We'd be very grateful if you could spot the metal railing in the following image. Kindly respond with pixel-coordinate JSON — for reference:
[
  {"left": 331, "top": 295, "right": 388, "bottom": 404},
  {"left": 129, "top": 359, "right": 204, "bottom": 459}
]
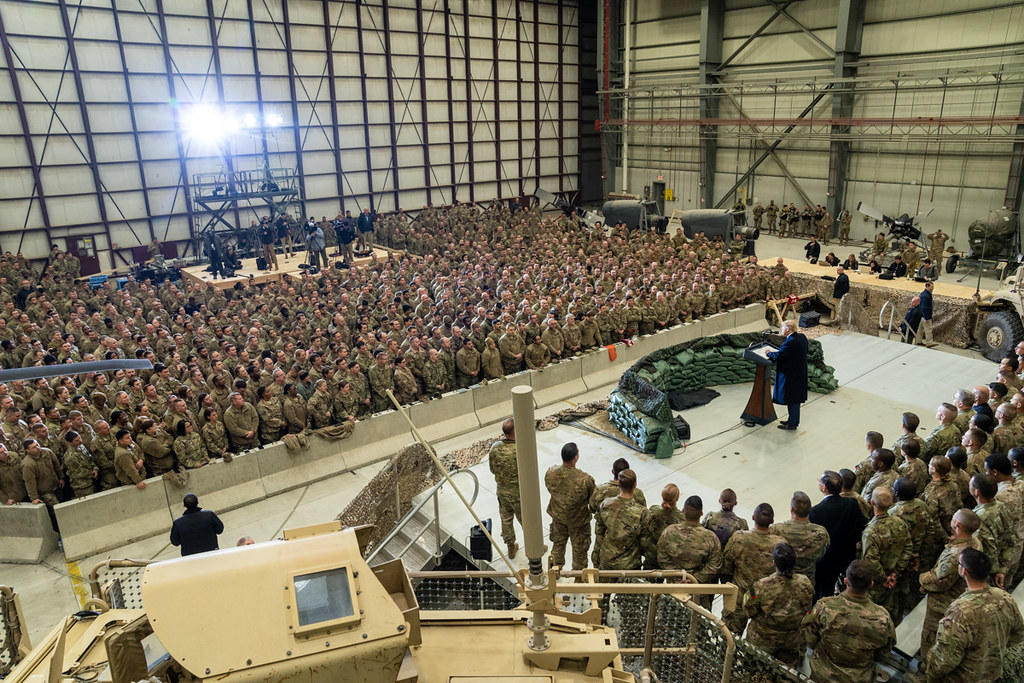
[
  {"left": 366, "top": 468, "right": 480, "bottom": 566},
  {"left": 879, "top": 300, "right": 899, "bottom": 340}
]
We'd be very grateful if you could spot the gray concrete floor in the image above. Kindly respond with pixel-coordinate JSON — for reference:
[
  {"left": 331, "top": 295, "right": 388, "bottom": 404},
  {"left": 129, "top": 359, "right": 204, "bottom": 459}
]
[{"left": 1, "top": 238, "right": 1006, "bottom": 653}]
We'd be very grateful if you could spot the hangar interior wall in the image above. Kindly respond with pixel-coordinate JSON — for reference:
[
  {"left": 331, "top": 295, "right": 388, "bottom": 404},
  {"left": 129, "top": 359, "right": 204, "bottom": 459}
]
[
  {"left": 0, "top": 0, "right": 580, "bottom": 270},
  {"left": 601, "top": 0, "right": 1024, "bottom": 245}
]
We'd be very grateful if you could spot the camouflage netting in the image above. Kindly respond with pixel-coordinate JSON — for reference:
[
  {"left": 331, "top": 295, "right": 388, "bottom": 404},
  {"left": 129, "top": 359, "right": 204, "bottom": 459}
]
[
  {"left": 338, "top": 400, "right": 612, "bottom": 553},
  {"left": 610, "top": 332, "right": 838, "bottom": 454},
  {"left": 790, "top": 272, "right": 976, "bottom": 348}
]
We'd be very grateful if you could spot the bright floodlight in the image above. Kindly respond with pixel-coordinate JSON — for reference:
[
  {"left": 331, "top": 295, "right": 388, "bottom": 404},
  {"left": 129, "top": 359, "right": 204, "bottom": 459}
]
[
  {"left": 243, "top": 113, "right": 258, "bottom": 128},
  {"left": 265, "top": 113, "right": 284, "bottom": 127},
  {"left": 182, "top": 104, "right": 237, "bottom": 146}
]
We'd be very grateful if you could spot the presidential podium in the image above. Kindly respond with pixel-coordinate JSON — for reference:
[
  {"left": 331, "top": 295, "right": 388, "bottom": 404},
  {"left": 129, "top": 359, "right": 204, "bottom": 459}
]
[{"left": 741, "top": 341, "right": 778, "bottom": 425}]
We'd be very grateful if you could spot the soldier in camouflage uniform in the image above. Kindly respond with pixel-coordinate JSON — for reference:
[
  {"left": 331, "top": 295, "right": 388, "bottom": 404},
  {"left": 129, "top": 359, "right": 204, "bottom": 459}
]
[
  {"left": 594, "top": 469, "right": 651, "bottom": 570},
  {"left": 200, "top": 408, "right": 229, "bottom": 461},
  {"left": 346, "top": 362, "right": 372, "bottom": 416},
  {"left": 488, "top": 418, "right": 522, "bottom": 558},
  {"left": 770, "top": 491, "right": 830, "bottom": 586},
  {"left": 498, "top": 323, "right": 525, "bottom": 375},
  {"left": 307, "top": 379, "right": 334, "bottom": 429},
  {"left": 885, "top": 478, "right": 929, "bottom": 621},
  {"left": 368, "top": 352, "right": 395, "bottom": 413},
  {"left": 970, "top": 473, "right": 1015, "bottom": 588},
  {"left": 897, "top": 439, "right": 930, "bottom": 499},
  {"left": 283, "top": 384, "right": 308, "bottom": 434},
  {"left": 544, "top": 442, "right": 596, "bottom": 570},
  {"left": 722, "top": 503, "right": 786, "bottom": 634},
  {"left": 89, "top": 420, "right": 118, "bottom": 490},
  {"left": 455, "top": 338, "right": 481, "bottom": 388},
  {"left": 860, "top": 487, "right": 912, "bottom": 620},
  {"left": 256, "top": 385, "right": 286, "bottom": 443},
  {"left": 744, "top": 543, "right": 815, "bottom": 667},
  {"left": 658, "top": 495, "right": 722, "bottom": 610},
  {"left": 63, "top": 430, "right": 97, "bottom": 498},
  {"left": 645, "top": 483, "right": 685, "bottom": 569},
  {"left": 803, "top": 559, "right": 897, "bottom": 683},
  {"left": 224, "top": 392, "right": 260, "bottom": 451},
  {"left": 480, "top": 337, "right": 504, "bottom": 380},
  {"left": 589, "top": 458, "right": 646, "bottom": 566},
  {"left": 393, "top": 356, "right": 419, "bottom": 405},
  {"left": 172, "top": 420, "right": 209, "bottom": 469},
  {"left": 114, "top": 430, "right": 146, "bottom": 489},
  {"left": 925, "top": 547, "right": 1024, "bottom": 681},
  {"left": 21, "top": 438, "right": 62, "bottom": 506},
  {"left": 422, "top": 348, "right": 448, "bottom": 398},
  {"left": 579, "top": 311, "right": 602, "bottom": 350},
  {"left": 919, "top": 508, "right": 983, "bottom": 667},
  {"left": 0, "top": 444, "right": 27, "bottom": 504},
  {"left": 923, "top": 403, "right": 961, "bottom": 459},
  {"left": 702, "top": 488, "right": 749, "bottom": 547}
]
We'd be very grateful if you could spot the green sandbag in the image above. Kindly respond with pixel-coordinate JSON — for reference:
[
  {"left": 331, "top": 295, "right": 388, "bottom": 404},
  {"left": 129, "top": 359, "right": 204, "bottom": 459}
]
[{"left": 655, "top": 428, "right": 676, "bottom": 459}]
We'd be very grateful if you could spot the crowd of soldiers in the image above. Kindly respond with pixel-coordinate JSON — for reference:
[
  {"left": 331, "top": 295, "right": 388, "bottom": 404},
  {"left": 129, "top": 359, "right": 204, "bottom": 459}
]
[
  {"left": 737, "top": 200, "right": 850, "bottom": 246},
  {"left": 487, "top": 353, "right": 1024, "bottom": 680},
  {"left": 0, "top": 199, "right": 807, "bottom": 511}
]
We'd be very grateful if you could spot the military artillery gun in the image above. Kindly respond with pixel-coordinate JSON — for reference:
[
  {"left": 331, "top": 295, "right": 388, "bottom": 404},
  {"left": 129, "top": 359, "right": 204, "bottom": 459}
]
[{"left": 944, "top": 209, "right": 1021, "bottom": 280}]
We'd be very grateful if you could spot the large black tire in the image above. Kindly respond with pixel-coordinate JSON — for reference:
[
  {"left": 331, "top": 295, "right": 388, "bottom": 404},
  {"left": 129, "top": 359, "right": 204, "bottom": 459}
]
[
  {"left": 978, "top": 310, "right": 1024, "bottom": 362},
  {"left": 945, "top": 253, "right": 959, "bottom": 273}
]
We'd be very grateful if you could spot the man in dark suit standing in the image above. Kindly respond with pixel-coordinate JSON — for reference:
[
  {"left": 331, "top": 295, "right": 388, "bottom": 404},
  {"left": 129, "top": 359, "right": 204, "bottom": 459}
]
[
  {"left": 808, "top": 470, "right": 868, "bottom": 599},
  {"left": 901, "top": 296, "right": 923, "bottom": 345},
  {"left": 767, "top": 319, "right": 808, "bottom": 430},
  {"left": 831, "top": 265, "right": 850, "bottom": 320},
  {"left": 918, "top": 280, "right": 935, "bottom": 347},
  {"left": 170, "top": 493, "right": 224, "bottom": 556}
]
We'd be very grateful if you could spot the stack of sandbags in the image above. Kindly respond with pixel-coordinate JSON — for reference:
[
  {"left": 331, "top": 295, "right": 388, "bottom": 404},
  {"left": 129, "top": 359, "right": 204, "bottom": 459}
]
[
  {"left": 608, "top": 390, "right": 671, "bottom": 454},
  {"left": 808, "top": 363, "right": 839, "bottom": 393}
]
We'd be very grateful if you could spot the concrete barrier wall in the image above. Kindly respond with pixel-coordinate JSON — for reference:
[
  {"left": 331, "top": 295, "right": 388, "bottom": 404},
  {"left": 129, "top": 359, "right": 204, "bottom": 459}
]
[
  {"left": 258, "top": 439, "right": 347, "bottom": 497},
  {"left": 409, "top": 390, "right": 479, "bottom": 443},
  {"left": 531, "top": 356, "right": 586, "bottom": 407},
  {"left": 473, "top": 373, "right": 532, "bottom": 425},
  {"left": 163, "top": 451, "right": 266, "bottom": 515},
  {"left": 17, "top": 304, "right": 767, "bottom": 563},
  {"left": 56, "top": 475, "right": 172, "bottom": 561},
  {"left": 0, "top": 503, "right": 59, "bottom": 563}
]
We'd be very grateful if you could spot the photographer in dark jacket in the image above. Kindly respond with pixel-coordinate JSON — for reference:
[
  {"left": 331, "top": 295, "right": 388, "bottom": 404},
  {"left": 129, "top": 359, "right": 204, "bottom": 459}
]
[{"left": 170, "top": 493, "right": 224, "bottom": 556}]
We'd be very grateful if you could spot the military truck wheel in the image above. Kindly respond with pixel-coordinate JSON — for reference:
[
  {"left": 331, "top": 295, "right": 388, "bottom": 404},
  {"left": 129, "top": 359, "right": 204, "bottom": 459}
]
[
  {"left": 945, "top": 254, "right": 959, "bottom": 273},
  {"left": 978, "top": 310, "right": 1024, "bottom": 362}
]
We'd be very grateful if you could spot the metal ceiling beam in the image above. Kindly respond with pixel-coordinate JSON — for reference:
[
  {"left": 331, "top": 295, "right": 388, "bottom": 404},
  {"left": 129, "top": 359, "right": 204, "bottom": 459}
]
[
  {"left": 0, "top": 7, "right": 53, "bottom": 251},
  {"left": 441, "top": 0, "right": 456, "bottom": 205},
  {"left": 720, "top": 88, "right": 814, "bottom": 208},
  {"left": 413, "top": 0, "right": 433, "bottom": 207},
  {"left": 56, "top": 0, "right": 123, "bottom": 254},
  {"left": 461, "top": 3, "right": 476, "bottom": 203},
  {"left": 321, "top": 1, "right": 347, "bottom": 212},
  {"left": 713, "top": 85, "right": 833, "bottom": 209},
  {"left": 491, "top": 0, "right": 503, "bottom": 198},
  {"left": 353, "top": 0, "right": 376, "bottom": 211},
  {"left": 765, "top": 0, "right": 835, "bottom": 58},
  {"left": 379, "top": 1, "right": 402, "bottom": 211},
  {"left": 716, "top": 0, "right": 793, "bottom": 73},
  {"left": 827, "top": 0, "right": 865, "bottom": 221},
  {"left": 110, "top": 0, "right": 157, "bottom": 245},
  {"left": 279, "top": 1, "right": 308, "bottom": 219},
  {"left": 154, "top": 0, "right": 195, "bottom": 252},
  {"left": 1005, "top": 90, "right": 1024, "bottom": 212},
  {"left": 514, "top": 2, "right": 525, "bottom": 197},
  {"left": 204, "top": 0, "right": 241, "bottom": 231},
  {"left": 698, "top": 0, "right": 724, "bottom": 207}
]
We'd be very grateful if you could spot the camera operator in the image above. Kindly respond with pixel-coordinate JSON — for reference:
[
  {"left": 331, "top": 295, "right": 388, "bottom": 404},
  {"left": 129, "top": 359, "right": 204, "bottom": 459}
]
[{"left": 305, "top": 218, "right": 329, "bottom": 271}]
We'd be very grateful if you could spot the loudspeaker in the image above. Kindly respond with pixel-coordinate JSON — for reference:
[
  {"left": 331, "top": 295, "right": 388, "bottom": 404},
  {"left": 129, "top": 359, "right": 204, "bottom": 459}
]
[
  {"left": 470, "top": 519, "right": 492, "bottom": 561},
  {"left": 878, "top": 272, "right": 894, "bottom": 280},
  {"left": 673, "top": 416, "right": 691, "bottom": 441},
  {"left": 256, "top": 257, "right": 268, "bottom": 270},
  {"left": 800, "top": 311, "right": 821, "bottom": 327}
]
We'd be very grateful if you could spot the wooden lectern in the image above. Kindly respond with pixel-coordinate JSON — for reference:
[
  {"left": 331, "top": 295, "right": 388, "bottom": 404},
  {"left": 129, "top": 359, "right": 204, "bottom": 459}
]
[{"left": 741, "top": 342, "right": 778, "bottom": 425}]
